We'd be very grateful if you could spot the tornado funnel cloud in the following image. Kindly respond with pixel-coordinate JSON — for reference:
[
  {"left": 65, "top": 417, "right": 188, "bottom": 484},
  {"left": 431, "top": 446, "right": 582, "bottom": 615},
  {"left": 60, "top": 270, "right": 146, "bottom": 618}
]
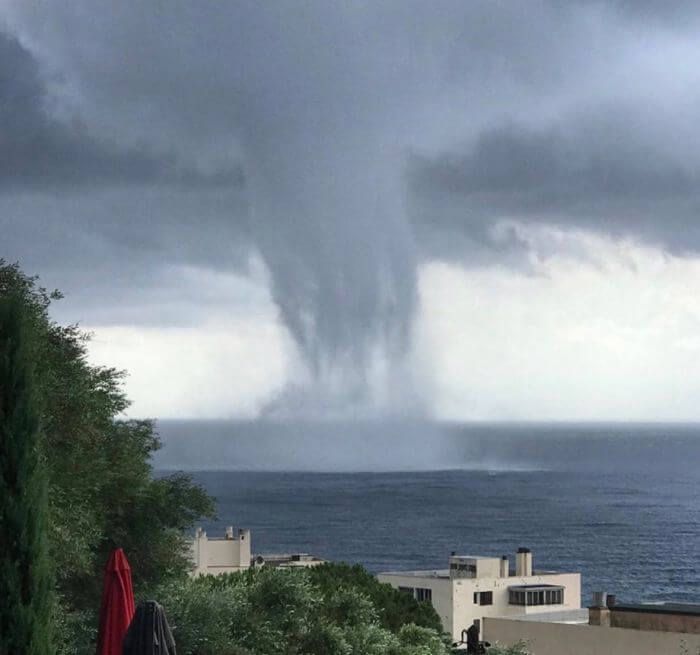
[{"left": 243, "top": 137, "right": 419, "bottom": 416}]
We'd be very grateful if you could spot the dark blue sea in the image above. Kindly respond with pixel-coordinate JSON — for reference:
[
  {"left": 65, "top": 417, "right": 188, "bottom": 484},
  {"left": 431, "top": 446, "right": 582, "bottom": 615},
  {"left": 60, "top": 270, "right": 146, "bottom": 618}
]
[{"left": 154, "top": 421, "right": 700, "bottom": 606}]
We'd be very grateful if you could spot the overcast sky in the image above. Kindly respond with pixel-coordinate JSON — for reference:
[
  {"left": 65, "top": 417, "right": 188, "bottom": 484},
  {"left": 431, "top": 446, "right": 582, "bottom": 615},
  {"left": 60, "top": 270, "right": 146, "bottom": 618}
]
[{"left": 3, "top": 1, "right": 700, "bottom": 420}]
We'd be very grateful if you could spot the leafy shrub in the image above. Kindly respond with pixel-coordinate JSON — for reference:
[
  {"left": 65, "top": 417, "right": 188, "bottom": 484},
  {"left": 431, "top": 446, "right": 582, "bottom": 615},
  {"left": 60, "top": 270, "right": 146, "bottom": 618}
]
[
  {"left": 309, "top": 562, "right": 444, "bottom": 634},
  {"left": 395, "top": 624, "right": 451, "bottom": 655},
  {"left": 155, "top": 566, "right": 451, "bottom": 655}
]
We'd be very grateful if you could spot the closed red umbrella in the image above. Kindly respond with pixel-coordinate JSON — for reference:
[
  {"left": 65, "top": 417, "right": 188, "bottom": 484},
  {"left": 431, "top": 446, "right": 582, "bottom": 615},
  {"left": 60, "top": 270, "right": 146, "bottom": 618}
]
[{"left": 96, "top": 548, "right": 136, "bottom": 655}]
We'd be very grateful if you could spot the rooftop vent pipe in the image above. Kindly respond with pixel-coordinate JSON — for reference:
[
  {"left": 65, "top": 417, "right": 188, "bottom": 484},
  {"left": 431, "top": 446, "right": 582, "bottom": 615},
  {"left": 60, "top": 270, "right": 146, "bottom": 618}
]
[{"left": 515, "top": 547, "right": 532, "bottom": 577}]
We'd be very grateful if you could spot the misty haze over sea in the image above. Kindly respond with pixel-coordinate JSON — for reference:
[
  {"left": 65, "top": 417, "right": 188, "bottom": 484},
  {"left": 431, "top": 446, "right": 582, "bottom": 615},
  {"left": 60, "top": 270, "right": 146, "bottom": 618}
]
[
  {"left": 155, "top": 421, "right": 700, "bottom": 605},
  {"left": 154, "top": 420, "right": 700, "bottom": 473}
]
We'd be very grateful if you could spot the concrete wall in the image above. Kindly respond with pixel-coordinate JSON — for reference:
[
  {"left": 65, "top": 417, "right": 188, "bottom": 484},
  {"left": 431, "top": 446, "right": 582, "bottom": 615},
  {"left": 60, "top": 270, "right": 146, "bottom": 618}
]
[
  {"left": 476, "top": 558, "right": 503, "bottom": 579},
  {"left": 611, "top": 609, "right": 700, "bottom": 635},
  {"left": 484, "top": 617, "right": 700, "bottom": 655}
]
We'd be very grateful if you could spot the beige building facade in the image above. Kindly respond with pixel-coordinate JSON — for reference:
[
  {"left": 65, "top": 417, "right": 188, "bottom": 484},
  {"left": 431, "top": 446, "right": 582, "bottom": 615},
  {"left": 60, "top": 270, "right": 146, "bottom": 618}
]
[
  {"left": 191, "top": 526, "right": 251, "bottom": 576},
  {"left": 485, "top": 617, "right": 700, "bottom": 655},
  {"left": 378, "top": 548, "right": 581, "bottom": 641}
]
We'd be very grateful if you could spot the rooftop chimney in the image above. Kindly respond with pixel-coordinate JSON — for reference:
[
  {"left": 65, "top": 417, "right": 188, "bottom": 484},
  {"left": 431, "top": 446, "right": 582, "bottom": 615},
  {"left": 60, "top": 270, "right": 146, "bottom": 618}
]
[
  {"left": 500, "top": 555, "right": 509, "bottom": 578},
  {"left": 591, "top": 591, "right": 607, "bottom": 608},
  {"left": 515, "top": 547, "right": 532, "bottom": 577},
  {"left": 225, "top": 526, "right": 234, "bottom": 539},
  {"left": 589, "top": 593, "right": 611, "bottom": 627}
]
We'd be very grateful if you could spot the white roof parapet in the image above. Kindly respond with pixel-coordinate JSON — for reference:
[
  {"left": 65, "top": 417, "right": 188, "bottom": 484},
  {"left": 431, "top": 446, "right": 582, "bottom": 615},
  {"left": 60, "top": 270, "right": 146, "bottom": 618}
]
[{"left": 507, "top": 609, "right": 589, "bottom": 624}]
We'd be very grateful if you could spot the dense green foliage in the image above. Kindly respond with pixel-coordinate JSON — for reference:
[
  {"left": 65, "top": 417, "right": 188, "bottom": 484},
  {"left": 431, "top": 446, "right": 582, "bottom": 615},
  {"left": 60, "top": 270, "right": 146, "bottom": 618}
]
[
  {"left": 0, "top": 261, "right": 215, "bottom": 653},
  {"left": 308, "top": 563, "right": 443, "bottom": 634},
  {"left": 155, "top": 566, "right": 450, "bottom": 655},
  {"left": 0, "top": 294, "right": 53, "bottom": 654}
]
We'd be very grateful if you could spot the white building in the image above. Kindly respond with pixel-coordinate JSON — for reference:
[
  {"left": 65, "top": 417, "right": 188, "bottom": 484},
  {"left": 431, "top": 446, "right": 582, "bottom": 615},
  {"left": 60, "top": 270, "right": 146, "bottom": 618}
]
[
  {"left": 191, "top": 527, "right": 326, "bottom": 576},
  {"left": 191, "top": 526, "right": 251, "bottom": 576},
  {"left": 377, "top": 547, "right": 581, "bottom": 641}
]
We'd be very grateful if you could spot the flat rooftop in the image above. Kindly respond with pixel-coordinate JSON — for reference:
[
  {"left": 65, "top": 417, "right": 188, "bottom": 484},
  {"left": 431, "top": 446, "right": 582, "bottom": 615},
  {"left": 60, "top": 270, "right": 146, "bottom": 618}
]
[
  {"left": 379, "top": 568, "right": 569, "bottom": 578},
  {"left": 255, "top": 553, "right": 324, "bottom": 561},
  {"left": 379, "top": 569, "right": 451, "bottom": 579}
]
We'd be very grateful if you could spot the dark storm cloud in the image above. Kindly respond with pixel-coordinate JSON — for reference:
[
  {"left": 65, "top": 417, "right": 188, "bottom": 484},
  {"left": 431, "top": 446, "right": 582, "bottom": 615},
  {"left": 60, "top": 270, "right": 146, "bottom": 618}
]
[
  {"left": 0, "top": 32, "right": 243, "bottom": 190},
  {"left": 408, "top": 107, "right": 700, "bottom": 258},
  {"left": 5, "top": 0, "right": 700, "bottom": 412},
  {"left": 3, "top": 1, "right": 427, "bottom": 389},
  {"left": 411, "top": 122, "right": 693, "bottom": 202},
  {"left": 0, "top": 28, "right": 251, "bottom": 327}
]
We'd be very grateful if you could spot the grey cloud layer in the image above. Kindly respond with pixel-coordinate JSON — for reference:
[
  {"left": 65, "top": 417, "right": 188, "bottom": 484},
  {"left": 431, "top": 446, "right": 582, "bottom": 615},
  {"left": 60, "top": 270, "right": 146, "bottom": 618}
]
[
  {"left": 409, "top": 110, "right": 700, "bottom": 258},
  {"left": 0, "top": 33, "right": 243, "bottom": 190},
  {"left": 4, "top": 0, "right": 700, "bottom": 411},
  {"left": 0, "top": 29, "right": 250, "bottom": 327}
]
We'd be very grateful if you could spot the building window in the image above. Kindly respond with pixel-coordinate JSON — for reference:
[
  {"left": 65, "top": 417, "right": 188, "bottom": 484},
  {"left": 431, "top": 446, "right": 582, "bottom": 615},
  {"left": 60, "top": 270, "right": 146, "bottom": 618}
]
[
  {"left": 509, "top": 590, "right": 526, "bottom": 605},
  {"left": 398, "top": 587, "right": 414, "bottom": 595},
  {"left": 545, "top": 589, "right": 563, "bottom": 605},
  {"left": 451, "top": 563, "right": 477, "bottom": 576},
  {"left": 416, "top": 588, "right": 432, "bottom": 603},
  {"left": 473, "top": 591, "right": 493, "bottom": 606},
  {"left": 508, "top": 587, "right": 563, "bottom": 606}
]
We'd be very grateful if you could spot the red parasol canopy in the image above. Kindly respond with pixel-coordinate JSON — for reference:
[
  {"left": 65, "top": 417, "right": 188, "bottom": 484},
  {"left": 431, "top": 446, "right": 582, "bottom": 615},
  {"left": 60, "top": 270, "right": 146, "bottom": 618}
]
[{"left": 96, "top": 548, "right": 136, "bottom": 655}]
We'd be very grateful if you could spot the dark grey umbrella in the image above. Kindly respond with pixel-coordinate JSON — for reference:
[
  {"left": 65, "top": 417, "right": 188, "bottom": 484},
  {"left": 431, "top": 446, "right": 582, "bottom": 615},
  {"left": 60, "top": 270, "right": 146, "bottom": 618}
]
[{"left": 122, "top": 600, "right": 176, "bottom": 655}]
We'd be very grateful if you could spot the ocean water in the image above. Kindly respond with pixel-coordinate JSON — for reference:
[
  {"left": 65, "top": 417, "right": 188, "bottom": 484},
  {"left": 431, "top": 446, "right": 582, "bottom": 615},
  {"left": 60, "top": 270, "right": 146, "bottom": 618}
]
[{"left": 155, "top": 421, "right": 700, "bottom": 605}]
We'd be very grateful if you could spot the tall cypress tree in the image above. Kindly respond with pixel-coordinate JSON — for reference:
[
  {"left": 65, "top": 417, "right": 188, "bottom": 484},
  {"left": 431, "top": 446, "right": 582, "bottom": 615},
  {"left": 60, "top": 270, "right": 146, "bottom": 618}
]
[{"left": 0, "top": 294, "right": 52, "bottom": 654}]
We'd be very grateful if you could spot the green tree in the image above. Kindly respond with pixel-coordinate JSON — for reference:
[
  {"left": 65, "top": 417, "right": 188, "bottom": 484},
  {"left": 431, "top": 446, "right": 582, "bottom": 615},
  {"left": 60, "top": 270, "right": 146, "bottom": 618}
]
[
  {"left": 0, "top": 294, "right": 53, "bottom": 654},
  {"left": 156, "top": 566, "right": 451, "bottom": 655},
  {"left": 0, "top": 261, "right": 215, "bottom": 653},
  {"left": 309, "top": 562, "right": 444, "bottom": 634},
  {"left": 393, "top": 624, "right": 448, "bottom": 655}
]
